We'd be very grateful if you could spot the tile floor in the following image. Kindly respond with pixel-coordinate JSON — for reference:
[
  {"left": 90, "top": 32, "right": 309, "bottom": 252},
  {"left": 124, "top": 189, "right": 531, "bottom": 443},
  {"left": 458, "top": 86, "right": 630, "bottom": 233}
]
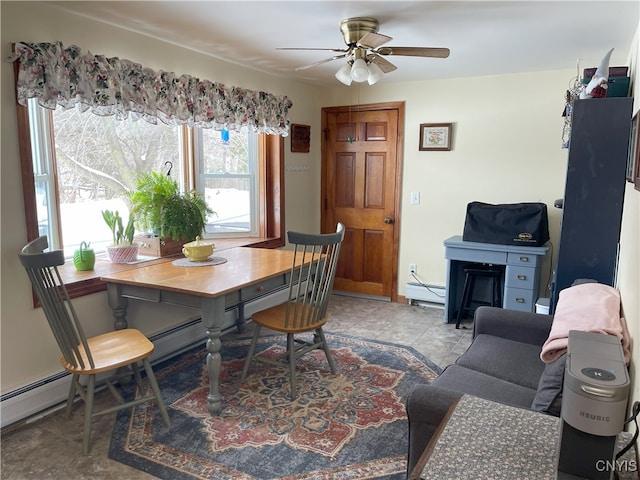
[{"left": 0, "top": 294, "right": 473, "bottom": 480}]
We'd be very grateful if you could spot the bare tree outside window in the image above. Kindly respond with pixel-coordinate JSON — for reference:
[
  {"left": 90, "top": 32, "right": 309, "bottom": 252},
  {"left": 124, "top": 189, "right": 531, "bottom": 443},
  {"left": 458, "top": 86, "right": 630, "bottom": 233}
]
[{"left": 49, "top": 106, "right": 181, "bottom": 254}]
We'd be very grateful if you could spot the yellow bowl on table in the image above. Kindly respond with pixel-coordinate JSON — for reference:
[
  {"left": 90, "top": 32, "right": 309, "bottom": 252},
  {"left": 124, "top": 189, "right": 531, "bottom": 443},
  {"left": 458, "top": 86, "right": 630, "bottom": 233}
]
[{"left": 182, "top": 236, "right": 215, "bottom": 261}]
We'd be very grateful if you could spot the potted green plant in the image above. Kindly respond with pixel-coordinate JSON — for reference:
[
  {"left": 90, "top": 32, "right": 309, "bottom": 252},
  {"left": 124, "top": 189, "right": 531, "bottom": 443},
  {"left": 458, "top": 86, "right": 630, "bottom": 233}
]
[
  {"left": 102, "top": 209, "right": 139, "bottom": 263},
  {"left": 129, "top": 171, "right": 211, "bottom": 257}
]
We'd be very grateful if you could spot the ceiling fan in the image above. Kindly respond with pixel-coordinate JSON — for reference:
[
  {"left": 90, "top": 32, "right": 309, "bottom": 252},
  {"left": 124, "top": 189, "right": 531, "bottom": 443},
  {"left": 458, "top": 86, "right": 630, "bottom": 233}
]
[{"left": 278, "top": 17, "right": 450, "bottom": 85}]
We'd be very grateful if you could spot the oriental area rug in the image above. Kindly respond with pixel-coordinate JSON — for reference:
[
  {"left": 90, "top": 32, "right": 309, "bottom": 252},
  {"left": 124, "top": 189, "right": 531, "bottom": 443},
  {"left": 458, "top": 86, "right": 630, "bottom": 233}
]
[{"left": 109, "top": 333, "right": 441, "bottom": 480}]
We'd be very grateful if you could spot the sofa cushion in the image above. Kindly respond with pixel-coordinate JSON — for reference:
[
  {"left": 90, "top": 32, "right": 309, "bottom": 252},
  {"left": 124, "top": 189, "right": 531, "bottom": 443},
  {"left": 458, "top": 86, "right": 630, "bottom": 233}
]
[
  {"left": 433, "top": 364, "right": 537, "bottom": 409},
  {"left": 531, "top": 354, "right": 566, "bottom": 417},
  {"left": 456, "top": 335, "right": 545, "bottom": 390},
  {"left": 454, "top": 334, "right": 546, "bottom": 390}
]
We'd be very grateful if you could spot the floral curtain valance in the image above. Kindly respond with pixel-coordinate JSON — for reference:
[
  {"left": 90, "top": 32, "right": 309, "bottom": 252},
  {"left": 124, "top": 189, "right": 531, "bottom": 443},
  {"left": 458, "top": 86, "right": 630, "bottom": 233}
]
[{"left": 8, "top": 42, "right": 292, "bottom": 135}]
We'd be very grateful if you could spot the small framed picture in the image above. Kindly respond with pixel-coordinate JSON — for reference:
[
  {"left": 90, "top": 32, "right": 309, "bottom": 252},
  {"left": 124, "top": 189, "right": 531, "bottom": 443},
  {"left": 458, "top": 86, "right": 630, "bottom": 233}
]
[
  {"left": 635, "top": 139, "right": 640, "bottom": 192},
  {"left": 629, "top": 114, "right": 640, "bottom": 192},
  {"left": 627, "top": 113, "right": 638, "bottom": 183},
  {"left": 290, "top": 124, "right": 310, "bottom": 153},
  {"left": 419, "top": 123, "right": 452, "bottom": 151}
]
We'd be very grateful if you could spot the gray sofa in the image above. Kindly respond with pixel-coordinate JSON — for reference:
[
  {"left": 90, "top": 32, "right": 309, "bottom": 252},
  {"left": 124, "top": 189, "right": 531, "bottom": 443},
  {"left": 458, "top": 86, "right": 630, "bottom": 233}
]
[{"left": 406, "top": 306, "right": 556, "bottom": 475}]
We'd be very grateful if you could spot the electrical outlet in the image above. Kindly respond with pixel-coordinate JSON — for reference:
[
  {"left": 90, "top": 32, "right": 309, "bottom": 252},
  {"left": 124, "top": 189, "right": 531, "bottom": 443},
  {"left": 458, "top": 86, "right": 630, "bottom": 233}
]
[{"left": 409, "top": 264, "right": 417, "bottom": 275}]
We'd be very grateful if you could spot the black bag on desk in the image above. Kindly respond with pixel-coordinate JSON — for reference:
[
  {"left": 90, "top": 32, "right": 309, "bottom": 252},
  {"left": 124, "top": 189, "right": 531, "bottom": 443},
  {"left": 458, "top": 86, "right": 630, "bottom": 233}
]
[{"left": 463, "top": 202, "right": 550, "bottom": 247}]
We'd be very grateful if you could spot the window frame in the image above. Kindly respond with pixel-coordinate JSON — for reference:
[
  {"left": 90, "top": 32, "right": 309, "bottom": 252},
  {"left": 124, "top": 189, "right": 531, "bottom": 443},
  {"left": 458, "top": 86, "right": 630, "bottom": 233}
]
[{"left": 14, "top": 65, "right": 285, "bottom": 300}]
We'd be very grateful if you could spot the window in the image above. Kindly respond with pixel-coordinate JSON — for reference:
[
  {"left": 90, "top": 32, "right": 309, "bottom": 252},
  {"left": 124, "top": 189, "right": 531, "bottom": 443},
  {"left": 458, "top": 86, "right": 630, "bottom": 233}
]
[
  {"left": 23, "top": 100, "right": 281, "bottom": 259},
  {"left": 30, "top": 99, "right": 183, "bottom": 257},
  {"left": 17, "top": 101, "right": 285, "bottom": 298},
  {"left": 194, "top": 128, "right": 258, "bottom": 236}
]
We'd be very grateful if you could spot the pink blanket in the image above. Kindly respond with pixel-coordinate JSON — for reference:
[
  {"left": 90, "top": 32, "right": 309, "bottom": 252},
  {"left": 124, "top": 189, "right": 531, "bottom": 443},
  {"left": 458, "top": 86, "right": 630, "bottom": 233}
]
[{"left": 540, "top": 283, "right": 631, "bottom": 365}]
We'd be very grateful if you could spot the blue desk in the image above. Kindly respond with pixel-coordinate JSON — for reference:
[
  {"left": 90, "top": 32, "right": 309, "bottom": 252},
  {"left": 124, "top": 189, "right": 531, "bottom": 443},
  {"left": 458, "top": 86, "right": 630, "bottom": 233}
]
[{"left": 443, "top": 235, "right": 549, "bottom": 323}]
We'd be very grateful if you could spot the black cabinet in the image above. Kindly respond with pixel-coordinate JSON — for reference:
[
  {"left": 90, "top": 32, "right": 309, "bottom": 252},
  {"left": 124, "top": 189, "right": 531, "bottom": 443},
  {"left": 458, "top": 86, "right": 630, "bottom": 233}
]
[{"left": 551, "top": 98, "right": 633, "bottom": 312}]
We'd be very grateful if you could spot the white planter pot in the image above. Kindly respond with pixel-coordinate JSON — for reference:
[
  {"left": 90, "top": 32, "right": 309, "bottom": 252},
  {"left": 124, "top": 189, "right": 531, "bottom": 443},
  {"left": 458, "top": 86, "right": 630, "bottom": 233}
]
[{"left": 106, "top": 244, "right": 139, "bottom": 264}]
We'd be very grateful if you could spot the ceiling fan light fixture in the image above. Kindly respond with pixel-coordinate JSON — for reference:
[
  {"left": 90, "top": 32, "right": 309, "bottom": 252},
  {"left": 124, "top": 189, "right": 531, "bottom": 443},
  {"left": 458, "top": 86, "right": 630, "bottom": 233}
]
[
  {"left": 283, "top": 17, "right": 450, "bottom": 86},
  {"left": 351, "top": 58, "right": 369, "bottom": 82},
  {"left": 335, "top": 63, "right": 353, "bottom": 85},
  {"left": 367, "top": 62, "right": 384, "bottom": 85}
]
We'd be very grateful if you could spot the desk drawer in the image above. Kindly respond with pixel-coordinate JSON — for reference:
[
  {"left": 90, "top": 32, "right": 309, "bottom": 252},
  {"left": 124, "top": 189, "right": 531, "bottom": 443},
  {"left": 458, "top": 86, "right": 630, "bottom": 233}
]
[
  {"left": 505, "top": 266, "right": 536, "bottom": 290},
  {"left": 446, "top": 246, "right": 507, "bottom": 264},
  {"left": 507, "top": 252, "right": 540, "bottom": 267},
  {"left": 503, "top": 287, "right": 536, "bottom": 311},
  {"left": 121, "top": 285, "right": 161, "bottom": 302},
  {"left": 240, "top": 274, "right": 288, "bottom": 302}
]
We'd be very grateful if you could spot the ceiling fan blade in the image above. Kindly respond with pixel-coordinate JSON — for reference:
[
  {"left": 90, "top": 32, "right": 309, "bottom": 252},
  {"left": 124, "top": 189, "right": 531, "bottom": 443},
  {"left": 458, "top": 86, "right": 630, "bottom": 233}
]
[
  {"left": 277, "top": 47, "right": 349, "bottom": 53},
  {"left": 376, "top": 46, "right": 450, "bottom": 58},
  {"left": 358, "top": 31, "right": 392, "bottom": 49},
  {"left": 294, "top": 53, "right": 349, "bottom": 71},
  {"left": 370, "top": 54, "right": 397, "bottom": 73}
]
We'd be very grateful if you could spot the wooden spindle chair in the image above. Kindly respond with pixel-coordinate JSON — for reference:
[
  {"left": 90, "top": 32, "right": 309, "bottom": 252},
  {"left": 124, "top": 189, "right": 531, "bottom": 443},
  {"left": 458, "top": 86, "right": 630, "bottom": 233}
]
[
  {"left": 240, "top": 223, "right": 345, "bottom": 400},
  {"left": 18, "top": 236, "right": 170, "bottom": 455}
]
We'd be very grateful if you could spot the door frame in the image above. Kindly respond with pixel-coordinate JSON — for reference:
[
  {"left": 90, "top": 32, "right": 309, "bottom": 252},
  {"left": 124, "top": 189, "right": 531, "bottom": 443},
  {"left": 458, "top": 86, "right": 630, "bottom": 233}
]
[{"left": 321, "top": 101, "right": 405, "bottom": 302}]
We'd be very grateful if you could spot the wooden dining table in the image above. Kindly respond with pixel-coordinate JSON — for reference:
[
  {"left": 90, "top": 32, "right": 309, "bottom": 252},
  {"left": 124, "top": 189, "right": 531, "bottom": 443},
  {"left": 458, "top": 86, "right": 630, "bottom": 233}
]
[{"left": 101, "top": 246, "right": 297, "bottom": 416}]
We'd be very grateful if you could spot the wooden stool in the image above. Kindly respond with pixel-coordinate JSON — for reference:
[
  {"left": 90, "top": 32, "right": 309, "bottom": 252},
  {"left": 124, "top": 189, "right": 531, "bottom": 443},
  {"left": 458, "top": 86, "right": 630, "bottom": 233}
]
[{"left": 455, "top": 266, "right": 502, "bottom": 329}]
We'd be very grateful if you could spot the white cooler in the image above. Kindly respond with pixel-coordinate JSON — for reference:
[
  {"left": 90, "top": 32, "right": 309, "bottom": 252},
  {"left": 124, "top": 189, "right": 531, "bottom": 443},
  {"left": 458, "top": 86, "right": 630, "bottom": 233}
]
[{"left": 536, "top": 297, "right": 550, "bottom": 314}]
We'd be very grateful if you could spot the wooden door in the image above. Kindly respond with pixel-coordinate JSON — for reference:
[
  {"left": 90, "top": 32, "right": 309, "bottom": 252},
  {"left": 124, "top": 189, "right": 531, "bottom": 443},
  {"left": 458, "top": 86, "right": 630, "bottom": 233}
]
[{"left": 321, "top": 102, "right": 403, "bottom": 301}]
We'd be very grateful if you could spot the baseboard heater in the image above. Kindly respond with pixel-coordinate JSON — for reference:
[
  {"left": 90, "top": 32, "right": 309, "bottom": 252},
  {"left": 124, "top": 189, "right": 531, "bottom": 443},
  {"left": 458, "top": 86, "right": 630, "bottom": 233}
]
[
  {"left": 405, "top": 282, "right": 446, "bottom": 306},
  {"left": 0, "top": 316, "right": 209, "bottom": 431}
]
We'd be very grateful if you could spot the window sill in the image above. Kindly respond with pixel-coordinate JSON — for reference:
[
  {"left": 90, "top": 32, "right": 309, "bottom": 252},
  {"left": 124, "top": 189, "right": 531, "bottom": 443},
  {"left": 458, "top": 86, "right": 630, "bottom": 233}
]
[{"left": 56, "top": 237, "right": 283, "bottom": 300}]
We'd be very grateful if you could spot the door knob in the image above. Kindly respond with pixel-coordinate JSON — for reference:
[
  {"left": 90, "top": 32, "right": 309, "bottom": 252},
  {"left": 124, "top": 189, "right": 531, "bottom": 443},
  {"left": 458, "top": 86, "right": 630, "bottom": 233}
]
[{"left": 383, "top": 217, "right": 394, "bottom": 224}]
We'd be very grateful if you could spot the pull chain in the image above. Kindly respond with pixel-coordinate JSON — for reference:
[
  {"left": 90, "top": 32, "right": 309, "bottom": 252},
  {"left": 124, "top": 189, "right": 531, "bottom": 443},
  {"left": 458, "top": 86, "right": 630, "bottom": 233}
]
[
  {"left": 347, "top": 83, "right": 362, "bottom": 144},
  {"left": 347, "top": 97, "right": 353, "bottom": 144}
]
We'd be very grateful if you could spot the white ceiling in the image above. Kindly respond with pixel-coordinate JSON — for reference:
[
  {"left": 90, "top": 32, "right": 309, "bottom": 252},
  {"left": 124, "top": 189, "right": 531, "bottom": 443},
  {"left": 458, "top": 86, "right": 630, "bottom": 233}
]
[{"left": 49, "top": 1, "right": 639, "bottom": 87}]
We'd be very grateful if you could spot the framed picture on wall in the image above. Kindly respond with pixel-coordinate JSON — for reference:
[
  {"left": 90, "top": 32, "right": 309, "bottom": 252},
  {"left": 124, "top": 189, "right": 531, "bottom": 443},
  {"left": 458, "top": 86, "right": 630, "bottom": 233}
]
[
  {"left": 635, "top": 145, "right": 640, "bottom": 192},
  {"left": 419, "top": 123, "right": 452, "bottom": 151},
  {"left": 291, "top": 124, "right": 310, "bottom": 153},
  {"left": 627, "top": 113, "right": 638, "bottom": 183}
]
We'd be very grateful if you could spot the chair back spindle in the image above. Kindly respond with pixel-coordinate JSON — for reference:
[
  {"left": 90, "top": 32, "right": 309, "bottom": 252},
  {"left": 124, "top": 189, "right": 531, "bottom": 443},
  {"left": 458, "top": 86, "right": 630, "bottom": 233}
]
[{"left": 284, "top": 225, "right": 344, "bottom": 330}]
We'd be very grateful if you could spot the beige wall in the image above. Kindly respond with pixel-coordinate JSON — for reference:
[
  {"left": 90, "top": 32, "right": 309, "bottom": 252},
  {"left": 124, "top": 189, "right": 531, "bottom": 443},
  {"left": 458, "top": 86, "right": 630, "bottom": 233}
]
[{"left": 2, "top": 2, "right": 639, "bottom": 417}]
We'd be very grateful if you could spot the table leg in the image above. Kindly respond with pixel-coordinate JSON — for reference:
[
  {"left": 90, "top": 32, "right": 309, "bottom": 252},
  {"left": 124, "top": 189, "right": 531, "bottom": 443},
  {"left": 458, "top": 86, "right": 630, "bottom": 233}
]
[
  {"left": 106, "top": 282, "right": 133, "bottom": 384},
  {"left": 201, "top": 297, "right": 225, "bottom": 415},
  {"left": 106, "top": 283, "right": 129, "bottom": 330},
  {"left": 235, "top": 301, "right": 247, "bottom": 333}
]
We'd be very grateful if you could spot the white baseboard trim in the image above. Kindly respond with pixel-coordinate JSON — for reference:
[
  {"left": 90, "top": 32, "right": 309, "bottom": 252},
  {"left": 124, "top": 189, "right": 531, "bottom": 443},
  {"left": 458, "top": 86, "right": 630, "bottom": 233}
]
[{"left": 1, "top": 287, "right": 289, "bottom": 430}]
